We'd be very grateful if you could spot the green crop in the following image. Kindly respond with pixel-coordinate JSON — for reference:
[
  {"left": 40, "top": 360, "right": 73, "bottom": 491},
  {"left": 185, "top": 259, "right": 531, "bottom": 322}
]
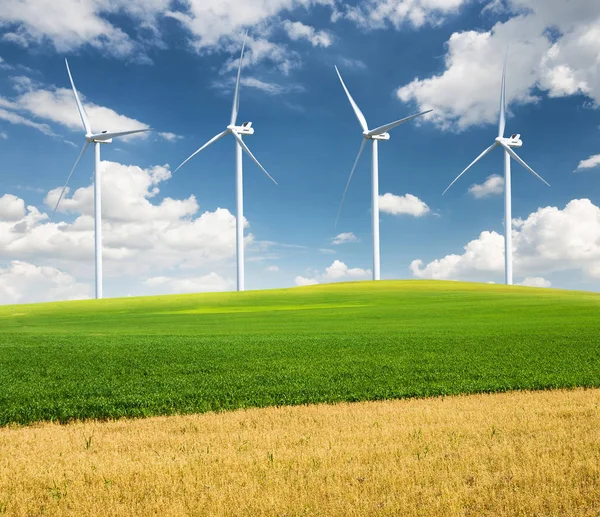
[{"left": 1, "top": 280, "right": 599, "bottom": 426}]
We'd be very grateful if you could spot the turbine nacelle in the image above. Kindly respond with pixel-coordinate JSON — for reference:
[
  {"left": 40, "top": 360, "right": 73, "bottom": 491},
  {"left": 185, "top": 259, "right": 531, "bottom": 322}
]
[
  {"left": 86, "top": 130, "right": 113, "bottom": 144},
  {"left": 507, "top": 133, "right": 522, "bottom": 147},
  {"left": 495, "top": 134, "right": 522, "bottom": 148},
  {"left": 228, "top": 121, "right": 254, "bottom": 135},
  {"left": 367, "top": 132, "right": 390, "bottom": 141}
]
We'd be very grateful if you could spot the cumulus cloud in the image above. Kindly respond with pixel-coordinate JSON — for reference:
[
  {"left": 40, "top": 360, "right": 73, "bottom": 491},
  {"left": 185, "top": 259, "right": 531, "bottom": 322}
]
[
  {"left": 468, "top": 174, "right": 504, "bottom": 198},
  {"left": 15, "top": 86, "right": 150, "bottom": 138},
  {"left": 282, "top": 20, "right": 333, "bottom": 47},
  {"left": 410, "top": 230, "right": 504, "bottom": 281},
  {"left": 323, "top": 260, "right": 371, "bottom": 280},
  {"left": 295, "top": 275, "right": 319, "bottom": 286},
  {"left": 0, "top": 194, "right": 25, "bottom": 221},
  {"left": 379, "top": 193, "right": 430, "bottom": 216},
  {"left": 410, "top": 198, "right": 600, "bottom": 283},
  {"left": 0, "top": 159, "right": 255, "bottom": 299},
  {"left": 166, "top": 0, "right": 335, "bottom": 73},
  {"left": 0, "top": 0, "right": 342, "bottom": 73},
  {"left": 397, "top": 0, "right": 600, "bottom": 130},
  {"left": 518, "top": 277, "right": 552, "bottom": 288},
  {"left": 342, "top": 0, "right": 470, "bottom": 29},
  {"left": 0, "top": 72, "right": 152, "bottom": 142},
  {"left": 575, "top": 154, "right": 600, "bottom": 172},
  {"left": 294, "top": 259, "right": 371, "bottom": 287},
  {"left": 0, "top": 0, "right": 170, "bottom": 60},
  {"left": 0, "top": 260, "right": 91, "bottom": 305},
  {"left": 144, "top": 273, "right": 232, "bottom": 294},
  {"left": 332, "top": 232, "right": 358, "bottom": 245}
]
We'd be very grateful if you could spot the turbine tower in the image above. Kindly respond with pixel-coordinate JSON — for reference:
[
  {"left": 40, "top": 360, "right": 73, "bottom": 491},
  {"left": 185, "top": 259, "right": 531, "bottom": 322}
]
[
  {"left": 442, "top": 52, "right": 550, "bottom": 285},
  {"left": 334, "top": 65, "right": 432, "bottom": 281},
  {"left": 174, "top": 33, "right": 277, "bottom": 292},
  {"left": 53, "top": 58, "right": 151, "bottom": 299}
]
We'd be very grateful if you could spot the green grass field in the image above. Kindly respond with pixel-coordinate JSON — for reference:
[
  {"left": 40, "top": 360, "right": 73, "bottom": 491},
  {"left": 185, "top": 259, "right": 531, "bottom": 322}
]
[{"left": 1, "top": 280, "right": 599, "bottom": 426}]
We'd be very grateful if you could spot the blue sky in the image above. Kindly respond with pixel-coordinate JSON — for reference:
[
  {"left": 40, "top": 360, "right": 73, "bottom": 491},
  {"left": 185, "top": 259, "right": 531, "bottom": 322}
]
[{"left": 1, "top": 0, "right": 599, "bottom": 303}]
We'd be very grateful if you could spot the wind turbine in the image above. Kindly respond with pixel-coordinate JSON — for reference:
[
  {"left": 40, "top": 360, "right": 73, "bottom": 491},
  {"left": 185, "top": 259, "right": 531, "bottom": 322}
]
[
  {"left": 173, "top": 33, "right": 277, "bottom": 292},
  {"left": 52, "top": 58, "right": 151, "bottom": 299},
  {"left": 334, "top": 65, "right": 432, "bottom": 281},
  {"left": 442, "top": 52, "right": 550, "bottom": 285}
]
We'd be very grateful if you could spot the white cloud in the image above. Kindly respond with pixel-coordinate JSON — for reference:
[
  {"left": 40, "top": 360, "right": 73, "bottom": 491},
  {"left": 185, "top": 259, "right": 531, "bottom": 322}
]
[
  {"left": 0, "top": 160, "right": 255, "bottom": 297},
  {"left": 379, "top": 192, "right": 430, "bottom": 216},
  {"left": 332, "top": 232, "right": 358, "bottom": 245},
  {"left": 166, "top": 0, "right": 333, "bottom": 48},
  {"left": 0, "top": 260, "right": 91, "bottom": 305},
  {"left": 211, "top": 75, "right": 305, "bottom": 97},
  {"left": 295, "top": 275, "right": 319, "bottom": 286},
  {"left": 410, "top": 230, "right": 504, "bottom": 281},
  {"left": 266, "top": 265, "right": 279, "bottom": 272},
  {"left": 144, "top": 273, "right": 232, "bottom": 294},
  {"left": 44, "top": 163, "right": 197, "bottom": 222},
  {"left": 468, "top": 174, "right": 504, "bottom": 198},
  {"left": 166, "top": 1, "right": 335, "bottom": 73},
  {"left": 0, "top": 106, "right": 55, "bottom": 136},
  {"left": 0, "top": 0, "right": 170, "bottom": 60},
  {"left": 0, "top": 194, "right": 25, "bottom": 221},
  {"left": 0, "top": 131, "right": 7, "bottom": 139},
  {"left": 16, "top": 86, "right": 150, "bottom": 138},
  {"left": 158, "top": 132, "right": 182, "bottom": 142},
  {"left": 0, "top": 75, "right": 151, "bottom": 141},
  {"left": 410, "top": 198, "right": 600, "bottom": 282},
  {"left": 342, "top": 0, "right": 470, "bottom": 30},
  {"left": 282, "top": 20, "right": 332, "bottom": 47},
  {"left": 575, "top": 154, "right": 600, "bottom": 171},
  {"left": 397, "top": 0, "right": 600, "bottom": 130},
  {"left": 294, "top": 260, "right": 371, "bottom": 286},
  {"left": 319, "top": 248, "right": 336, "bottom": 254},
  {"left": 518, "top": 276, "right": 552, "bottom": 288},
  {"left": 338, "top": 57, "right": 367, "bottom": 70},
  {"left": 0, "top": 0, "right": 342, "bottom": 69},
  {"left": 323, "top": 260, "right": 371, "bottom": 280}
]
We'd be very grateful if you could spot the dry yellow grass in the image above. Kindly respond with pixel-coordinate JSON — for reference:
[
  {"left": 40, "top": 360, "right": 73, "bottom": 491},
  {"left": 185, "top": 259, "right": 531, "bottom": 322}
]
[{"left": 1, "top": 389, "right": 600, "bottom": 516}]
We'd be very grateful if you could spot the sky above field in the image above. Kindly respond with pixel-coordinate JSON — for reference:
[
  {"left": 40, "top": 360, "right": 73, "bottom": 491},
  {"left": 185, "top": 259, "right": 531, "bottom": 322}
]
[{"left": 0, "top": 0, "right": 599, "bottom": 303}]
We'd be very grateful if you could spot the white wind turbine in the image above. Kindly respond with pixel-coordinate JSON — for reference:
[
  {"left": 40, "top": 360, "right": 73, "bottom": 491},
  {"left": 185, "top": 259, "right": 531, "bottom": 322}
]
[
  {"left": 52, "top": 58, "right": 151, "bottom": 299},
  {"left": 334, "top": 65, "right": 432, "bottom": 281},
  {"left": 442, "top": 52, "right": 550, "bottom": 285},
  {"left": 173, "top": 34, "right": 277, "bottom": 292}
]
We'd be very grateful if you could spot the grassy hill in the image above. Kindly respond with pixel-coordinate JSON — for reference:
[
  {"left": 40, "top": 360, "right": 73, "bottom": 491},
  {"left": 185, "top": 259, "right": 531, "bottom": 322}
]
[{"left": 1, "top": 280, "right": 599, "bottom": 425}]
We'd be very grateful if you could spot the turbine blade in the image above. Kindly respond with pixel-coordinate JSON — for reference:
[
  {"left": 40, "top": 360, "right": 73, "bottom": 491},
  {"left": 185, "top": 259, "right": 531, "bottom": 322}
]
[
  {"left": 91, "top": 128, "right": 151, "bottom": 141},
  {"left": 498, "top": 49, "right": 507, "bottom": 138},
  {"left": 231, "top": 31, "right": 248, "bottom": 126},
  {"left": 499, "top": 142, "right": 550, "bottom": 187},
  {"left": 368, "top": 109, "right": 433, "bottom": 137},
  {"left": 335, "top": 138, "right": 367, "bottom": 228},
  {"left": 232, "top": 131, "right": 277, "bottom": 185},
  {"left": 174, "top": 129, "right": 230, "bottom": 173},
  {"left": 51, "top": 141, "right": 90, "bottom": 218},
  {"left": 443, "top": 141, "right": 498, "bottom": 195},
  {"left": 334, "top": 66, "right": 368, "bottom": 132},
  {"left": 65, "top": 58, "right": 91, "bottom": 135}
]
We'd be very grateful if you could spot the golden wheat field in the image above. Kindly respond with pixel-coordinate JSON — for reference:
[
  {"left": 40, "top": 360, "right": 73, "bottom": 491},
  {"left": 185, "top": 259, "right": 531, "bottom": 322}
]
[{"left": 1, "top": 388, "right": 599, "bottom": 516}]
